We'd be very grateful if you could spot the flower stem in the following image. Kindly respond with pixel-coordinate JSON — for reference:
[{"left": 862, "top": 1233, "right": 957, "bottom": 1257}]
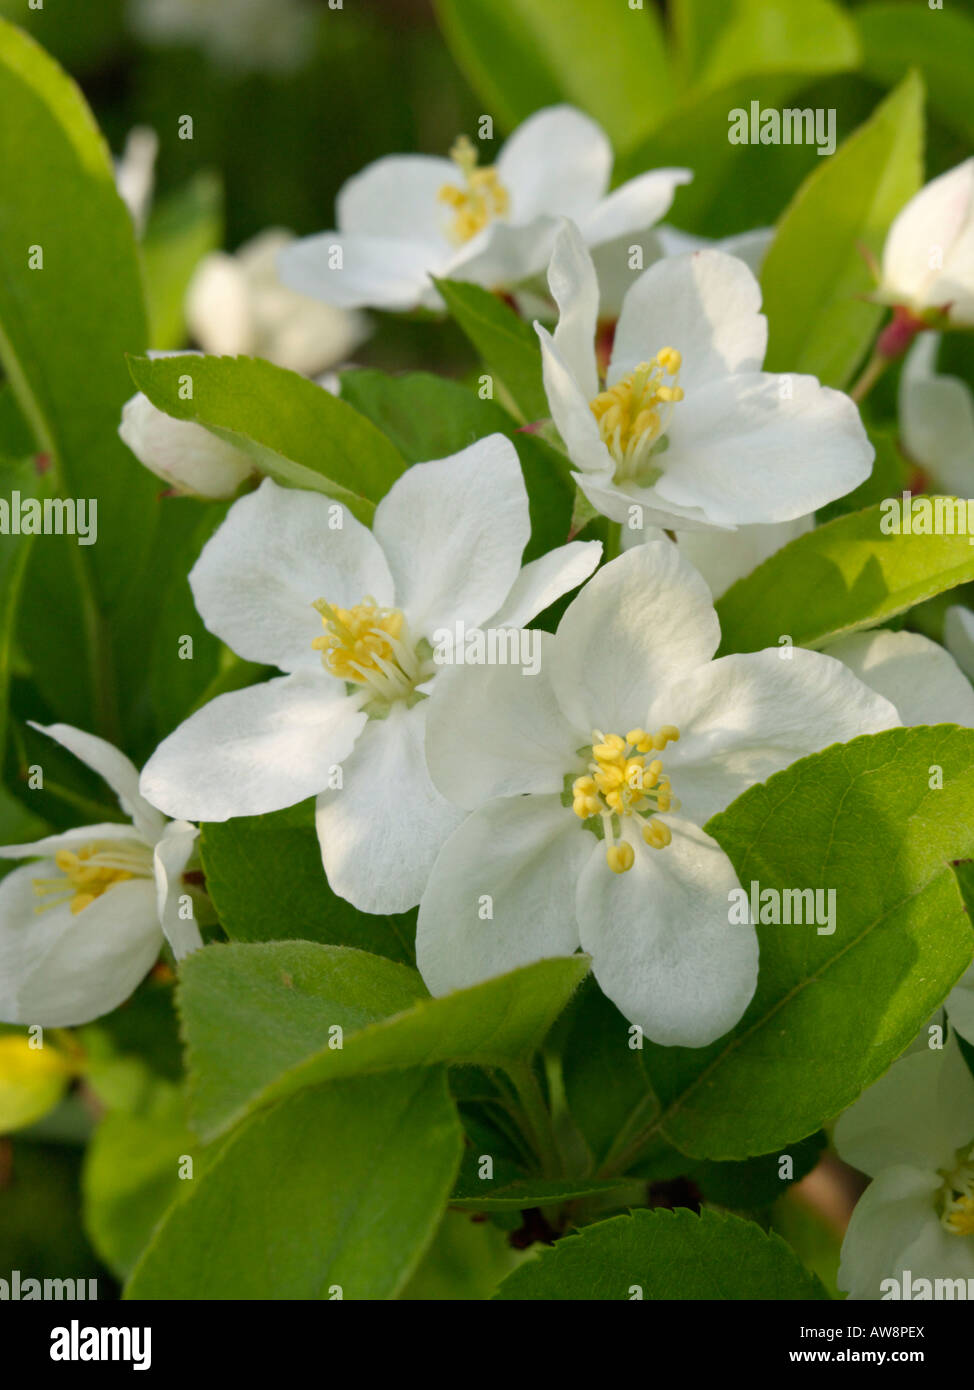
[
  {"left": 603, "top": 520, "right": 623, "bottom": 563},
  {"left": 848, "top": 351, "right": 889, "bottom": 404},
  {"left": 508, "top": 1063, "right": 562, "bottom": 1179}
]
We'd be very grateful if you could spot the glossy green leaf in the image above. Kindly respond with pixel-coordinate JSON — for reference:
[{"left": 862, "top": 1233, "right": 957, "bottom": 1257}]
[
  {"left": 125, "top": 1069, "right": 463, "bottom": 1300},
  {"left": 494, "top": 1207, "right": 827, "bottom": 1299},
  {"left": 716, "top": 500, "right": 974, "bottom": 655},
  {"left": 761, "top": 72, "right": 924, "bottom": 387},
  {"left": 178, "top": 941, "right": 590, "bottom": 1140}
]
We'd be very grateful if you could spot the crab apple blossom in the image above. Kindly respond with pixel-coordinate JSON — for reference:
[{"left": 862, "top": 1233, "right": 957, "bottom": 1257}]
[
  {"left": 536, "top": 219, "right": 873, "bottom": 532},
  {"left": 879, "top": 159, "right": 974, "bottom": 329},
  {"left": 277, "top": 105, "right": 691, "bottom": 313},
  {"left": 138, "top": 436, "right": 602, "bottom": 914},
  {"left": 0, "top": 723, "right": 201, "bottom": 1028},
  {"left": 416, "top": 543, "right": 899, "bottom": 1047}
]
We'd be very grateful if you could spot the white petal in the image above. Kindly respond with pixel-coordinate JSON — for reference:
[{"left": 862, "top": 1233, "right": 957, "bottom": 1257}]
[
  {"left": 119, "top": 392, "right": 254, "bottom": 499},
  {"left": 487, "top": 540, "right": 603, "bottom": 628},
  {"left": 314, "top": 701, "right": 464, "bottom": 915},
  {"left": 190, "top": 476, "right": 394, "bottom": 673},
  {"left": 837, "top": 1167, "right": 954, "bottom": 1301},
  {"left": 0, "top": 823, "right": 150, "bottom": 861},
  {"left": 548, "top": 543, "right": 720, "bottom": 737},
  {"left": 185, "top": 253, "right": 254, "bottom": 357},
  {"left": 153, "top": 820, "right": 202, "bottom": 961},
  {"left": 824, "top": 629, "right": 974, "bottom": 727},
  {"left": 577, "top": 169, "right": 693, "bottom": 248},
  {"left": 573, "top": 467, "right": 718, "bottom": 531},
  {"left": 277, "top": 232, "right": 444, "bottom": 312},
  {"left": 415, "top": 794, "right": 588, "bottom": 996},
  {"left": 545, "top": 220, "right": 600, "bottom": 400},
  {"left": 653, "top": 225, "right": 774, "bottom": 277},
  {"left": 537, "top": 325, "right": 611, "bottom": 475},
  {"left": 445, "top": 216, "right": 564, "bottom": 293},
  {"left": 882, "top": 159, "right": 974, "bottom": 309},
  {"left": 656, "top": 373, "right": 873, "bottom": 526},
  {"left": 337, "top": 154, "right": 458, "bottom": 245},
  {"left": 139, "top": 672, "right": 367, "bottom": 822},
  {"left": 610, "top": 250, "right": 767, "bottom": 396},
  {"left": 373, "top": 434, "right": 529, "bottom": 637},
  {"left": 0, "top": 864, "right": 161, "bottom": 1027},
  {"left": 577, "top": 817, "right": 758, "bottom": 1047},
  {"left": 28, "top": 722, "right": 166, "bottom": 846},
  {"left": 674, "top": 515, "right": 815, "bottom": 600},
  {"left": 497, "top": 106, "right": 610, "bottom": 224},
  {"left": 899, "top": 335, "right": 974, "bottom": 495},
  {"left": 425, "top": 632, "right": 579, "bottom": 808},
  {"left": 834, "top": 1041, "right": 974, "bottom": 1177},
  {"left": 654, "top": 648, "right": 900, "bottom": 825},
  {"left": 945, "top": 605, "right": 974, "bottom": 682}
]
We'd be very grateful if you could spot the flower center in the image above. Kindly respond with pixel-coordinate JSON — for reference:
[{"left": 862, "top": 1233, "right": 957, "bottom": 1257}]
[
  {"left": 312, "top": 596, "right": 430, "bottom": 704},
  {"left": 32, "top": 841, "right": 154, "bottom": 916},
  {"left": 589, "top": 349, "right": 683, "bottom": 483},
  {"left": 941, "top": 1151, "right": 974, "bottom": 1236},
  {"left": 437, "top": 135, "right": 510, "bottom": 245},
  {"left": 570, "top": 726, "right": 680, "bottom": 874}
]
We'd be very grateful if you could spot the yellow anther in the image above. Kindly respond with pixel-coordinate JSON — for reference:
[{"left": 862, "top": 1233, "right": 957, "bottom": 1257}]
[
  {"left": 624, "top": 759, "right": 645, "bottom": 790},
  {"left": 643, "top": 819, "right": 672, "bottom": 850},
  {"left": 34, "top": 840, "right": 152, "bottom": 916},
  {"left": 437, "top": 135, "right": 510, "bottom": 244},
  {"left": 606, "top": 842, "right": 635, "bottom": 874},
  {"left": 312, "top": 595, "right": 424, "bottom": 702},
  {"left": 946, "top": 1194, "right": 974, "bottom": 1235},
  {"left": 653, "top": 725, "right": 680, "bottom": 750},
  {"left": 626, "top": 729, "right": 648, "bottom": 748},
  {"left": 589, "top": 348, "right": 684, "bottom": 479}
]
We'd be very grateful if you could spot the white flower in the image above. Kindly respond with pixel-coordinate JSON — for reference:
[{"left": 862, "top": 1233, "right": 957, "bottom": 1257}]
[
  {"left": 277, "top": 106, "right": 691, "bottom": 313},
  {"left": 899, "top": 333, "right": 974, "bottom": 496},
  {"left": 113, "top": 126, "right": 158, "bottom": 237},
  {"left": 0, "top": 723, "right": 201, "bottom": 1028},
  {"left": 945, "top": 605, "right": 974, "bottom": 682},
  {"left": 119, "top": 384, "right": 255, "bottom": 500},
  {"left": 536, "top": 220, "right": 872, "bottom": 531},
  {"left": 128, "top": 0, "right": 316, "bottom": 73},
  {"left": 879, "top": 159, "right": 974, "bottom": 327},
  {"left": 835, "top": 1039, "right": 974, "bottom": 1299},
  {"left": 186, "top": 229, "right": 369, "bottom": 378},
  {"left": 415, "top": 543, "right": 899, "bottom": 1046},
  {"left": 138, "top": 438, "right": 602, "bottom": 914}
]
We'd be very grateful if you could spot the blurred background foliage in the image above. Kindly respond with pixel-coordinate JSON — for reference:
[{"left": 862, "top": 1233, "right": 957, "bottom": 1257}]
[{"left": 2, "top": 0, "right": 973, "bottom": 1296}]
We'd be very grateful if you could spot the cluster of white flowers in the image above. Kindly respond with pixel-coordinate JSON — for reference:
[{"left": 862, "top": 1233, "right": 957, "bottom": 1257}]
[{"left": 6, "top": 104, "right": 974, "bottom": 1294}]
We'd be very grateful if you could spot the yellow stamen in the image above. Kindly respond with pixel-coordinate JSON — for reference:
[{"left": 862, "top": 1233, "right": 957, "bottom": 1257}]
[
  {"left": 32, "top": 841, "right": 153, "bottom": 916},
  {"left": 589, "top": 349, "right": 684, "bottom": 481},
  {"left": 437, "top": 135, "right": 510, "bottom": 244},
  {"left": 312, "top": 595, "right": 426, "bottom": 702},
  {"left": 945, "top": 1194, "right": 974, "bottom": 1236},
  {"left": 569, "top": 727, "right": 680, "bottom": 872}
]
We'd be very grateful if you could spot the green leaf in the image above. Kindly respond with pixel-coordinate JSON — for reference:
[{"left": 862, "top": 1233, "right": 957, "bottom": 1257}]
[
  {"left": 127, "top": 352, "right": 406, "bottom": 522},
  {"left": 450, "top": 1174, "right": 631, "bottom": 1212},
  {"left": 199, "top": 800, "right": 415, "bottom": 964},
  {"left": 0, "top": 460, "right": 40, "bottom": 777},
  {"left": 691, "top": 0, "right": 859, "bottom": 94},
  {"left": 142, "top": 172, "right": 223, "bottom": 351},
  {"left": 716, "top": 500, "right": 974, "bottom": 656},
  {"left": 0, "top": 18, "right": 154, "bottom": 600},
  {"left": 857, "top": 2, "right": 974, "bottom": 145},
  {"left": 761, "top": 72, "right": 924, "bottom": 387},
  {"left": 433, "top": 278, "right": 548, "bottom": 423},
  {"left": 125, "top": 1069, "right": 463, "bottom": 1300},
  {"left": 339, "top": 369, "right": 574, "bottom": 561},
  {"left": 641, "top": 728, "right": 974, "bottom": 1160},
  {"left": 178, "top": 941, "right": 590, "bottom": 1141},
  {"left": 432, "top": 0, "right": 673, "bottom": 152},
  {"left": 815, "top": 426, "right": 907, "bottom": 524},
  {"left": 493, "top": 1207, "right": 827, "bottom": 1299}
]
